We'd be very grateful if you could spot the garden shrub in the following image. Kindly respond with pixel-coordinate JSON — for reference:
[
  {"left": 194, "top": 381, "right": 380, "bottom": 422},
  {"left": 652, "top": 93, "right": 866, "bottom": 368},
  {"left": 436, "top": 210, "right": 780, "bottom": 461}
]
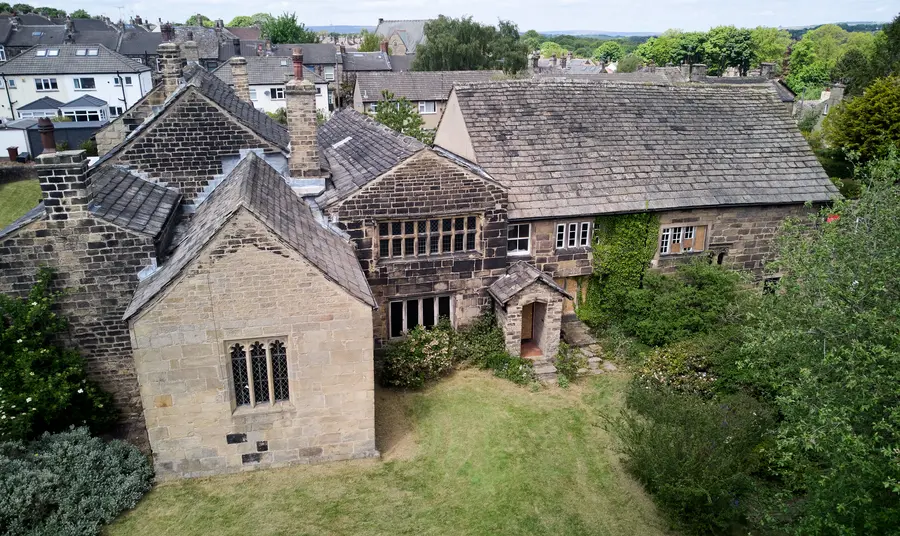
[
  {"left": 380, "top": 322, "right": 454, "bottom": 388},
  {"left": 553, "top": 342, "right": 586, "bottom": 385},
  {"left": 606, "top": 383, "right": 775, "bottom": 534},
  {"left": 79, "top": 139, "right": 98, "bottom": 157},
  {"left": 0, "top": 427, "right": 153, "bottom": 536},
  {"left": 479, "top": 351, "right": 535, "bottom": 385},
  {"left": 636, "top": 338, "right": 718, "bottom": 397},
  {"left": 0, "top": 268, "right": 116, "bottom": 441},
  {"left": 453, "top": 312, "right": 507, "bottom": 365}
]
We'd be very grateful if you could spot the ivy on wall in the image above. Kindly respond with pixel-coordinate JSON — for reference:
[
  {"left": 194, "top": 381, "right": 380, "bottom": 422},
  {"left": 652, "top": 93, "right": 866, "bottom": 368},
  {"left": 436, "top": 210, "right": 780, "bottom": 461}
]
[{"left": 578, "top": 213, "right": 660, "bottom": 327}]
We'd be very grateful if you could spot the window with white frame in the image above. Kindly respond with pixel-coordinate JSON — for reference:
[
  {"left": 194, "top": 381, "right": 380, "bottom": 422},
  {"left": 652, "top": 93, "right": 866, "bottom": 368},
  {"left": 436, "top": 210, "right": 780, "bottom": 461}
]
[
  {"left": 73, "top": 77, "right": 96, "bottom": 90},
  {"left": 508, "top": 223, "right": 531, "bottom": 255},
  {"left": 63, "top": 109, "right": 104, "bottom": 122},
  {"left": 7, "top": 79, "right": 14, "bottom": 88},
  {"left": 379, "top": 216, "right": 478, "bottom": 260},
  {"left": 113, "top": 76, "right": 133, "bottom": 87},
  {"left": 556, "top": 221, "right": 592, "bottom": 249},
  {"left": 249, "top": 88, "right": 257, "bottom": 100},
  {"left": 367, "top": 102, "right": 377, "bottom": 113},
  {"left": 323, "top": 65, "right": 335, "bottom": 81},
  {"left": 0, "top": 46, "right": 6, "bottom": 62},
  {"left": 418, "top": 101, "right": 437, "bottom": 114},
  {"left": 34, "top": 78, "right": 58, "bottom": 91},
  {"left": 228, "top": 338, "right": 290, "bottom": 407},
  {"left": 389, "top": 296, "right": 452, "bottom": 338},
  {"left": 659, "top": 225, "right": 707, "bottom": 255},
  {"left": 270, "top": 86, "right": 285, "bottom": 100}
]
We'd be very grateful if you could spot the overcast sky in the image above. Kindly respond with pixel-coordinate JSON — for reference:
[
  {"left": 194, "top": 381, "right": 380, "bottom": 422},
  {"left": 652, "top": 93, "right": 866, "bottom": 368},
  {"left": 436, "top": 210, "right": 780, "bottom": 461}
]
[{"left": 40, "top": 0, "right": 897, "bottom": 33}]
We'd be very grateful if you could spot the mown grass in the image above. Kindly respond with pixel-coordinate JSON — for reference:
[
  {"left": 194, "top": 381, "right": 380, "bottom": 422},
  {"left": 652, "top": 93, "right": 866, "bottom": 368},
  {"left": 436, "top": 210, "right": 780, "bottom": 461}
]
[
  {"left": 107, "top": 370, "right": 669, "bottom": 536},
  {"left": 0, "top": 179, "right": 41, "bottom": 229}
]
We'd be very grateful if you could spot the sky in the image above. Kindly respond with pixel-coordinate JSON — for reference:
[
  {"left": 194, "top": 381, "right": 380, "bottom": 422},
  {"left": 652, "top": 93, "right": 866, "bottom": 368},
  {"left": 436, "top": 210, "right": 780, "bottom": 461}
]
[{"left": 35, "top": 0, "right": 897, "bottom": 33}]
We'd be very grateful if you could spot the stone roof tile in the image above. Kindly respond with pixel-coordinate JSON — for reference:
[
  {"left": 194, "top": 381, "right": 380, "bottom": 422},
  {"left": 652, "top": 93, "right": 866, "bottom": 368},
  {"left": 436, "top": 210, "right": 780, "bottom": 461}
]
[
  {"left": 89, "top": 166, "right": 181, "bottom": 237},
  {"left": 356, "top": 70, "right": 502, "bottom": 102},
  {"left": 488, "top": 261, "right": 574, "bottom": 304}
]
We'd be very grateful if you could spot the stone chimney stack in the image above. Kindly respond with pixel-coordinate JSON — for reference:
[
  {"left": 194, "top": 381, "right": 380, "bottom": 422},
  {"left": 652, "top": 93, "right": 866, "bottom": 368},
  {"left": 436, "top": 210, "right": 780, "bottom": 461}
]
[
  {"left": 64, "top": 15, "right": 74, "bottom": 34},
  {"left": 760, "top": 62, "right": 775, "bottom": 79},
  {"left": 567, "top": 51, "right": 573, "bottom": 65},
  {"left": 134, "top": 15, "right": 143, "bottom": 26},
  {"left": 230, "top": 57, "right": 250, "bottom": 102},
  {"left": 232, "top": 38, "right": 241, "bottom": 56},
  {"left": 531, "top": 51, "right": 539, "bottom": 72},
  {"left": 380, "top": 40, "right": 389, "bottom": 54},
  {"left": 680, "top": 62, "right": 690, "bottom": 81},
  {"left": 157, "top": 42, "right": 182, "bottom": 97},
  {"left": 286, "top": 48, "right": 321, "bottom": 177},
  {"left": 161, "top": 22, "right": 174, "bottom": 42},
  {"left": 560, "top": 53, "right": 568, "bottom": 69},
  {"left": 36, "top": 120, "right": 91, "bottom": 221},
  {"left": 690, "top": 63, "right": 708, "bottom": 81},
  {"left": 183, "top": 39, "right": 200, "bottom": 64},
  {"left": 551, "top": 53, "right": 557, "bottom": 69}
]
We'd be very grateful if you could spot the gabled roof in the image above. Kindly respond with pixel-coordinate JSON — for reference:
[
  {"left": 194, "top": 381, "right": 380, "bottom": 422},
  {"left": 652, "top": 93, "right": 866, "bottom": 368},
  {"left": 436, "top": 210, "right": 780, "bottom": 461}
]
[
  {"left": 341, "top": 51, "right": 391, "bottom": 72},
  {"left": 226, "top": 27, "right": 260, "bottom": 41},
  {"left": 89, "top": 166, "right": 181, "bottom": 238},
  {"left": 316, "top": 109, "right": 425, "bottom": 206},
  {"left": 70, "top": 30, "right": 120, "bottom": 49},
  {"left": 374, "top": 20, "right": 428, "bottom": 53},
  {"left": 0, "top": 43, "right": 150, "bottom": 74},
  {"left": 18, "top": 95, "right": 63, "bottom": 110},
  {"left": 124, "top": 153, "right": 375, "bottom": 319},
  {"left": 223, "top": 41, "right": 339, "bottom": 64},
  {"left": 441, "top": 78, "right": 839, "bottom": 220},
  {"left": 117, "top": 30, "right": 161, "bottom": 55},
  {"left": 211, "top": 55, "right": 326, "bottom": 86},
  {"left": 0, "top": 14, "right": 52, "bottom": 25},
  {"left": 356, "top": 70, "right": 501, "bottom": 102},
  {"left": 61, "top": 95, "right": 106, "bottom": 108},
  {"left": 71, "top": 18, "right": 115, "bottom": 32},
  {"left": 488, "top": 261, "right": 574, "bottom": 304}
]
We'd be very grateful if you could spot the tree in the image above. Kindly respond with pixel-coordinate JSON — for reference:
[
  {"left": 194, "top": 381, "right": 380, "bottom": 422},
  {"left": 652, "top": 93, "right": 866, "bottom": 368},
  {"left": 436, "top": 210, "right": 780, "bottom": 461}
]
[
  {"left": 0, "top": 3, "right": 10, "bottom": 13},
  {"left": 185, "top": 14, "right": 214, "bottom": 27},
  {"left": 823, "top": 76, "right": 900, "bottom": 161},
  {"left": 70, "top": 8, "right": 89, "bottom": 18},
  {"left": 834, "top": 14, "right": 900, "bottom": 96},
  {"left": 522, "top": 29, "right": 542, "bottom": 51},
  {"left": 635, "top": 30, "right": 681, "bottom": 65},
  {"left": 539, "top": 40, "right": 566, "bottom": 59},
  {"left": 358, "top": 29, "right": 382, "bottom": 52},
  {"left": 35, "top": 6, "right": 64, "bottom": 17},
  {"left": 672, "top": 31, "right": 706, "bottom": 65},
  {"left": 702, "top": 26, "right": 753, "bottom": 75},
  {"left": 413, "top": 16, "right": 528, "bottom": 74},
  {"left": 261, "top": 12, "right": 319, "bottom": 44},
  {"left": 617, "top": 53, "right": 643, "bottom": 73},
  {"left": 11, "top": 4, "right": 33, "bottom": 13},
  {"left": 251, "top": 12, "right": 274, "bottom": 27},
  {"left": 373, "top": 91, "right": 432, "bottom": 144},
  {"left": 227, "top": 15, "right": 255, "bottom": 27},
  {"left": 593, "top": 41, "right": 624, "bottom": 63},
  {"left": 739, "top": 161, "right": 900, "bottom": 534},
  {"left": 750, "top": 26, "right": 791, "bottom": 68}
]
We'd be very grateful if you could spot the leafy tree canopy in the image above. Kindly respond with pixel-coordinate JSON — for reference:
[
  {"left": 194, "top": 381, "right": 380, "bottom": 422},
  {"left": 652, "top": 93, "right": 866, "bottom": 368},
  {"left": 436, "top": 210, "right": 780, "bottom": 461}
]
[
  {"left": 357, "top": 29, "right": 382, "bottom": 52},
  {"left": 373, "top": 90, "right": 432, "bottom": 144},
  {"left": 261, "top": 12, "right": 318, "bottom": 44},
  {"left": 11, "top": 3, "right": 33, "bottom": 13},
  {"left": 185, "top": 14, "right": 214, "bottom": 27},
  {"left": 702, "top": 26, "right": 754, "bottom": 75},
  {"left": 749, "top": 26, "right": 791, "bottom": 68},
  {"left": 593, "top": 41, "right": 624, "bottom": 62},
  {"left": 823, "top": 75, "right": 900, "bottom": 161},
  {"left": 413, "top": 15, "right": 528, "bottom": 74},
  {"left": 522, "top": 29, "right": 541, "bottom": 51},
  {"left": 70, "top": 8, "right": 89, "bottom": 18},
  {"left": 617, "top": 53, "right": 643, "bottom": 73},
  {"left": 227, "top": 15, "right": 255, "bottom": 27},
  {"left": 539, "top": 40, "right": 566, "bottom": 58}
]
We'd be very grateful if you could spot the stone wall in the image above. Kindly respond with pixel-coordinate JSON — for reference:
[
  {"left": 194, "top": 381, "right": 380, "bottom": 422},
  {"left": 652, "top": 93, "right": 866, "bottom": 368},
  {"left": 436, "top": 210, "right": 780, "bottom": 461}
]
[
  {"left": 103, "top": 90, "right": 281, "bottom": 204},
  {"left": 131, "top": 209, "right": 377, "bottom": 479},
  {"left": 95, "top": 86, "right": 168, "bottom": 156},
  {"left": 494, "top": 281, "right": 565, "bottom": 358},
  {"left": 326, "top": 150, "right": 508, "bottom": 342}
]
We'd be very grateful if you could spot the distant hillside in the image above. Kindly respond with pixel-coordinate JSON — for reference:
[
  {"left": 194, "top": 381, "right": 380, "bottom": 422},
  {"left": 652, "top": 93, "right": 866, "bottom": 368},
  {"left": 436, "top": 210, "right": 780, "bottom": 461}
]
[
  {"left": 541, "top": 30, "right": 659, "bottom": 37},
  {"left": 307, "top": 25, "right": 374, "bottom": 34}
]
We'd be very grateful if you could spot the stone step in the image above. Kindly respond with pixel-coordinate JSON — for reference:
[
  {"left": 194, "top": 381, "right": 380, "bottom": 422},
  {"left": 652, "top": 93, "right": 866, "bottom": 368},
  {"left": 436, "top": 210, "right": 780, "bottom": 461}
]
[{"left": 534, "top": 363, "right": 557, "bottom": 383}]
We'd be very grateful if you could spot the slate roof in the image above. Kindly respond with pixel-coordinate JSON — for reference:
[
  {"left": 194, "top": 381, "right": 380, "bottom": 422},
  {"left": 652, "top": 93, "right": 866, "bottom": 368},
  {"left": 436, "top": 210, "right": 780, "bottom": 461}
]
[
  {"left": 226, "top": 27, "right": 261, "bottom": 41},
  {"left": 316, "top": 109, "right": 425, "bottom": 207},
  {"left": 5, "top": 25, "right": 64, "bottom": 47},
  {"left": 89, "top": 166, "right": 181, "bottom": 237},
  {"left": 488, "top": 261, "right": 573, "bottom": 304},
  {"left": 0, "top": 20, "right": 11, "bottom": 42},
  {"left": 0, "top": 44, "right": 150, "bottom": 74},
  {"left": 341, "top": 51, "right": 391, "bottom": 72},
  {"left": 0, "top": 14, "right": 52, "bottom": 25},
  {"left": 447, "top": 78, "right": 839, "bottom": 220},
  {"left": 219, "top": 41, "right": 339, "bottom": 65},
  {"left": 389, "top": 54, "right": 414, "bottom": 72},
  {"left": 124, "top": 153, "right": 375, "bottom": 319},
  {"left": 70, "top": 30, "right": 120, "bottom": 49},
  {"left": 356, "top": 70, "right": 502, "bottom": 102},
  {"left": 374, "top": 19, "right": 428, "bottom": 54},
  {"left": 117, "top": 30, "right": 162, "bottom": 55},
  {"left": 71, "top": 18, "right": 115, "bottom": 32},
  {"left": 18, "top": 96, "right": 63, "bottom": 110},
  {"left": 61, "top": 95, "right": 106, "bottom": 108},
  {"left": 211, "top": 55, "right": 326, "bottom": 86},
  {"left": 173, "top": 26, "right": 231, "bottom": 59}
]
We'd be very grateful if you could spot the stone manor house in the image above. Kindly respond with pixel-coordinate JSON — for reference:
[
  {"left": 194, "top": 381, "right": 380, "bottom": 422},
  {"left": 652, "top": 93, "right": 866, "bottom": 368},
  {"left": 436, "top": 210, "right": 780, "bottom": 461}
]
[{"left": 0, "top": 42, "right": 838, "bottom": 479}]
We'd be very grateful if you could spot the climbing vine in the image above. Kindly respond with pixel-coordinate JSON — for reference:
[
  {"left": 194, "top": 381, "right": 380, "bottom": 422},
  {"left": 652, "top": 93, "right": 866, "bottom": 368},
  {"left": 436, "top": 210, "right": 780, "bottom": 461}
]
[{"left": 578, "top": 213, "right": 660, "bottom": 327}]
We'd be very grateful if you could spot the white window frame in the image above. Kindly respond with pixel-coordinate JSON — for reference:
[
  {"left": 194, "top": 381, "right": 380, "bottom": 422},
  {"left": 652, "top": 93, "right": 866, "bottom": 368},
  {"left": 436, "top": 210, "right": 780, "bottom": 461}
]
[
  {"left": 34, "top": 78, "right": 58, "bottom": 91},
  {"left": 556, "top": 221, "right": 592, "bottom": 250},
  {"left": 86, "top": 48, "right": 98, "bottom": 56},
  {"left": 389, "top": 296, "right": 453, "bottom": 338},
  {"left": 270, "top": 86, "right": 285, "bottom": 100},
  {"left": 323, "top": 65, "right": 335, "bottom": 81},
  {"left": 367, "top": 102, "right": 377, "bottom": 113},
  {"left": 508, "top": 223, "right": 531, "bottom": 256},
  {"left": 227, "top": 337, "right": 290, "bottom": 408},
  {"left": 659, "top": 225, "right": 705, "bottom": 256},
  {"left": 0, "top": 46, "right": 6, "bottom": 62},
  {"left": 73, "top": 77, "right": 96, "bottom": 90},
  {"left": 418, "top": 101, "right": 436, "bottom": 114},
  {"left": 249, "top": 88, "right": 258, "bottom": 100},
  {"left": 7, "top": 79, "right": 15, "bottom": 88},
  {"left": 109, "top": 106, "right": 125, "bottom": 117},
  {"left": 63, "top": 109, "right": 104, "bottom": 122}
]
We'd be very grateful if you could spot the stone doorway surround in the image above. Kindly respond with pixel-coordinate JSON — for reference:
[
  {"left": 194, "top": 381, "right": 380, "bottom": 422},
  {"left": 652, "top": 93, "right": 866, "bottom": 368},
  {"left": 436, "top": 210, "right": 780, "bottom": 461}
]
[{"left": 488, "top": 261, "right": 574, "bottom": 359}]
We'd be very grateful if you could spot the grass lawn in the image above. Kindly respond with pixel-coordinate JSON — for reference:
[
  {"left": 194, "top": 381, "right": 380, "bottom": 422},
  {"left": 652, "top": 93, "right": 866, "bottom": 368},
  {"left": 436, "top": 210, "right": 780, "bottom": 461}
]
[
  {"left": 107, "top": 370, "right": 669, "bottom": 536},
  {"left": 0, "top": 179, "right": 41, "bottom": 229}
]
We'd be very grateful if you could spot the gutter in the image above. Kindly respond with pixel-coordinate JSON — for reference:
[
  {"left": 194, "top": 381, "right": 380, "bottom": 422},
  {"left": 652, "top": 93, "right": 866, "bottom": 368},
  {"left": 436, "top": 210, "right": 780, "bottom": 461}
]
[{"left": 116, "top": 70, "right": 128, "bottom": 109}]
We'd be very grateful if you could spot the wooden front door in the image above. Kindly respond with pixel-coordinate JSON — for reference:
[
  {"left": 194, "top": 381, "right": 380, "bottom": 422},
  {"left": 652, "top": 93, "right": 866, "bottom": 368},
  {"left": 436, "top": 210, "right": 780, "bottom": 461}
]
[{"left": 521, "top": 302, "right": 534, "bottom": 340}]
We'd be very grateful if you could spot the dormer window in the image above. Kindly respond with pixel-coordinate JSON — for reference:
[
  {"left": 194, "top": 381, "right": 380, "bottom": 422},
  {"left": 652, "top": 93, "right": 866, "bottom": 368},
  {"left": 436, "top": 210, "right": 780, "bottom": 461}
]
[
  {"left": 47, "top": 49, "right": 59, "bottom": 56},
  {"left": 75, "top": 48, "right": 87, "bottom": 56}
]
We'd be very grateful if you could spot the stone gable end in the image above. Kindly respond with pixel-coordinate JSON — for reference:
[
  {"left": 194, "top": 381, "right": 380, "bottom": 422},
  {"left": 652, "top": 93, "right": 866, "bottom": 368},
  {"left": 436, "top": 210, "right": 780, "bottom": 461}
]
[
  {"left": 130, "top": 208, "right": 376, "bottom": 479},
  {"left": 104, "top": 90, "right": 284, "bottom": 204}
]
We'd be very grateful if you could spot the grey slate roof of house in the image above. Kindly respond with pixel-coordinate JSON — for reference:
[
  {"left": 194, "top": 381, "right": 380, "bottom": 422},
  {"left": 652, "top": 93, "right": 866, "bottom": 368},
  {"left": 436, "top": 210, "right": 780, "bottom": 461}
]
[
  {"left": 389, "top": 54, "right": 414, "bottom": 72},
  {"left": 173, "top": 26, "right": 232, "bottom": 59},
  {"left": 0, "top": 14, "right": 52, "bottom": 25},
  {"left": 5, "top": 25, "right": 65, "bottom": 47},
  {"left": 0, "top": 44, "right": 150, "bottom": 74},
  {"left": 374, "top": 19, "right": 428, "bottom": 54},
  {"left": 488, "top": 261, "right": 574, "bottom": 304},
  {"left": 70, "top": 18, "right": 115, "bottom": 32},
  {"left": 536, "top": 70, "right": 670, "bottom": 83},
  {"left": 117, "top": 30, "right": 162, "bottom": 55},
  {"left": 70, "top": 30, "right": 121, "bottom": 49},
  {"left": 0, "top": 20, "right": 11, "bottom": 42},
  {"left": 341, "top": 51, "right": 391, "bottom": 72},
  {"left": 124, "top": 152, "right": 375, "bottom": 319},
  {"left": 211, "top": 55, "right": 327, "bottom": 86},
  {"left": 356, "top": 70, "right": 502, "bottom": 102},
  {"left": 447, "top": 78, "right": 839, "bottom": 220},
  {"left": 18, "top": 96, "right": 64, "bottom": 110},
  {"left": 89, "top": 166, "right": 182, "bottom": 237},
  {"left": 62, "top": 95, "right": 106, "bottom": 108},
  {"left": 316, "top": 109, "right": 425, "bottom": 207}
]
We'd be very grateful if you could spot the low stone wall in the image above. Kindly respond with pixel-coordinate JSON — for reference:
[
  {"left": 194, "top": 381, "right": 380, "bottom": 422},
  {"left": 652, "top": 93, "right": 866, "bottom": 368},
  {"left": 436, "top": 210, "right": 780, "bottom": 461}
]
[{"left": 0, "top": 162, "right": 36, "bottom": 184}]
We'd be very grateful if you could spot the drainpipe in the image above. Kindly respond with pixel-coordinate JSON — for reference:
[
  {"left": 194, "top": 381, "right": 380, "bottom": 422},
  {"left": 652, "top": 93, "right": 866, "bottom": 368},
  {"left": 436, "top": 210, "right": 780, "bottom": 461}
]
[
  {"left": 2, "top": 74, "right": 15, "bottom": 119},
  {"left": 116, "top": 70, "right": 128, "bottom": 110},
  {"left": 137, "top": 71, "right": 144, "bottom": 100}
]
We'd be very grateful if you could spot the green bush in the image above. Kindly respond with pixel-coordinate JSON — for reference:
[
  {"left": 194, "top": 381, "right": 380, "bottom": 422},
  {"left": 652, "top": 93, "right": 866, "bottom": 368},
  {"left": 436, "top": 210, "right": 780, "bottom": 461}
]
[
  {"left": 79, "top": 139, "right": 98, "bottom": 157},
  {"left": 636, "top": 338, "right": 718, "bottom": 396},
  {"left": 0, "top": 427, "right": 153, "bottom": 536},
  {"left": 606, "top": 383, "right": 775, "bottom": 534},
  {"left": 619, "top": 261, "right": 747, "bottom": 346},
  {"left": 380, "top": 322, "right": 454, "bottom": 388},
  {"left": 553, "top": 342, "right": 586, "bottom": 385},
  {"left": 479, "top": 351, "right": 535, "bottom": 385},
  {"left": 0, "top": 268, "right": 116, "bottom": 441},
  {"left": 453, "top": 312, "right": 507, "bottom": 365},
  {"left": 617, "top": 53, "right": 643, "bottom": 73}
]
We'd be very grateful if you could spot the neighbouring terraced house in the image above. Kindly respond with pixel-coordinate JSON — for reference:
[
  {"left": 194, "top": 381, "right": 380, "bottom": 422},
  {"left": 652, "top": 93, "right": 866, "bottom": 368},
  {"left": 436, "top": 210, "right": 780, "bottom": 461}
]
[{"left": 0, "top": 41, "right": 839, "bottom": 479}]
